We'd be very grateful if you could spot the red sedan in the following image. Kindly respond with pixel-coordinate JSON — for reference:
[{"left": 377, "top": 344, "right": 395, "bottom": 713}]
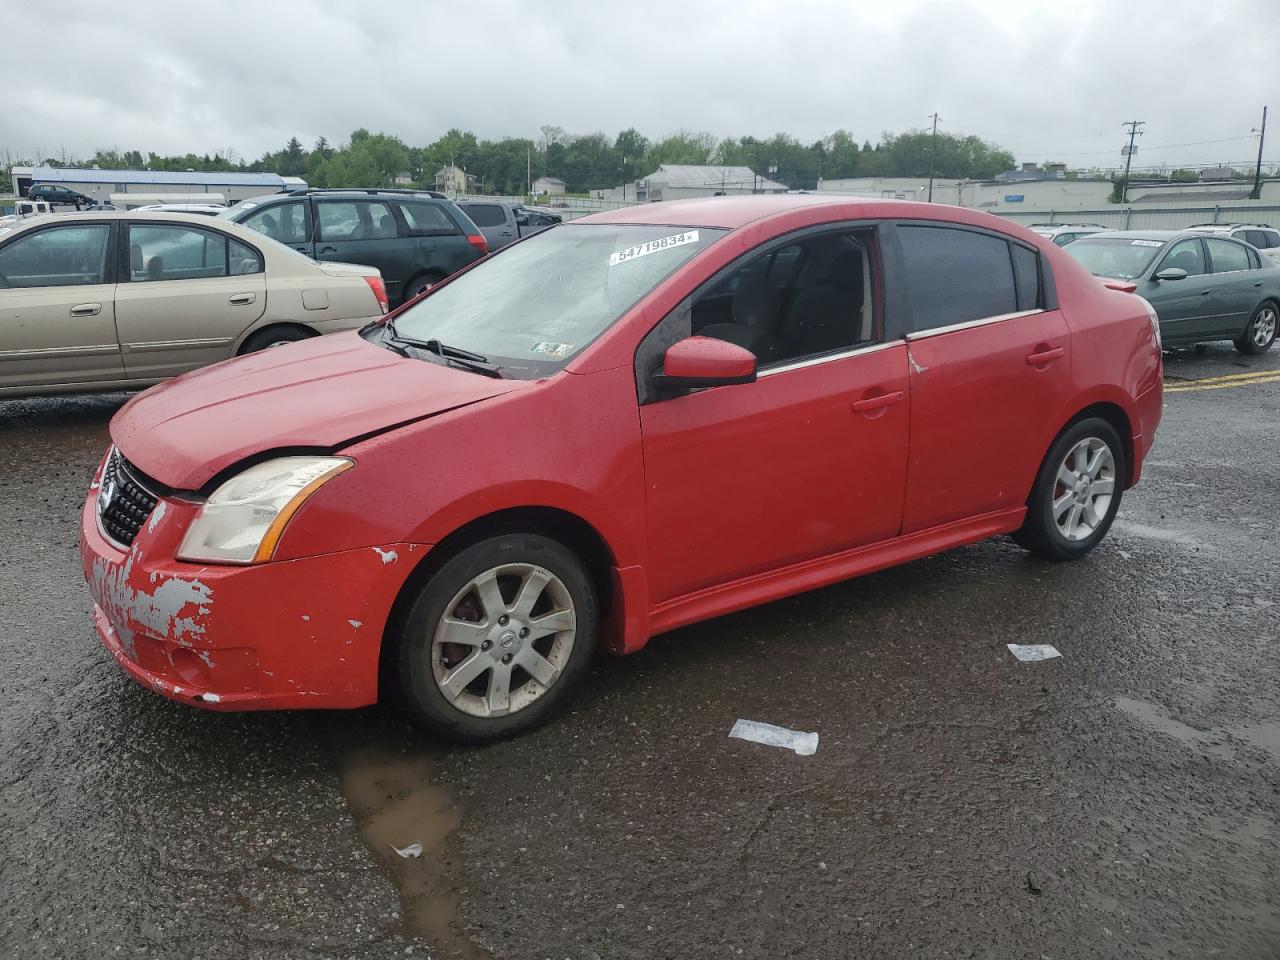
[{"left": 80, "top": 196, "right": 1163, "bottom": 742}]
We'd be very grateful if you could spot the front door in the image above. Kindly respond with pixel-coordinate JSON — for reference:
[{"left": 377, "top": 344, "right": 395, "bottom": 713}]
[
  {"left": 893, "top": 223, "right": 1071, "bottom": 533},
  {"left": 1144, "top": 237, "right": 1211, "bottom": 345},
  {"left": 113, "top": 222, "right": 266, "bottom": 379},
  {"left": 314, "top": 199, "right": 404, "bottom": 298},
  {"left": 0, "top": 221, "right": 124, "bottom": 390}
]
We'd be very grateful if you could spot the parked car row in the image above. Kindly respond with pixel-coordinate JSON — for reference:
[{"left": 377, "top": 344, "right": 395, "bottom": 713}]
[
  {"left": 1063, "top": 228, "right": 1280, "bottom": 353},
  {"left": 453, "top": 199, "right": 561, "bottom": 251}
]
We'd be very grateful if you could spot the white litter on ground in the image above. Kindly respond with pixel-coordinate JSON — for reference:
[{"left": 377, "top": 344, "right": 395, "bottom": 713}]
[
  {"left": 1007, "top": 643, "right": 1062, "bottom": 662},
  {"left": 391, "top": 842, "right": 423, "bottom": 859},
  {"left": 729, "top": 719, "right": 819, "bottom": 756}
]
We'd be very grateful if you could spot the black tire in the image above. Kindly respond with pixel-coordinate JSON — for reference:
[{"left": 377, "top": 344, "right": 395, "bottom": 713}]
[
  {"left": 395, "top": 534, "right": 597, "bottom": 744},
  {"left": 400, "top": 272, "right": 443, "bottom": 306},
  {"left": 1234, "top": 300, "right": 1278, "bottom": 355},
  {"left": 1015, "top": 417, "right": 1125, "bottom": 561},
  {"left": 238, "top": 326, "right": 314, "bottom": 354}
]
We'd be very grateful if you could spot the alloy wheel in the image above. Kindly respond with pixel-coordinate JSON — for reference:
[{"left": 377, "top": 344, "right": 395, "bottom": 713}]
[
  {"left": 1253, "top": 306, "right": 1277, "bottom": 348},
  {"left": 430, "top": 563, "right": 576, "bottom": 718},
  {"left": 1052, "top": 437, "right": 1116, "bottom": 542}
]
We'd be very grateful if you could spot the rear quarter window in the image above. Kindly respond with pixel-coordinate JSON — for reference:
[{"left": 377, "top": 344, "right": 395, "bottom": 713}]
[
  {"left": 398, "top": 202, "right": 459, "bottom": 237},
  {"left": 898, "top": 225, "right": 1019, "bottom": 331}
]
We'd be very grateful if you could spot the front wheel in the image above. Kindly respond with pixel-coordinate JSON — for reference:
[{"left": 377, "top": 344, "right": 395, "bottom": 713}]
[
  {"left": 395, "top": 534, "right": 597, "bottom": 743},
  {"left": 1016, "top": 417, "right": 1125, "bottom": 561},
  {"left": 1235, "top": 301, "right": 1277, "bottom": 355}
]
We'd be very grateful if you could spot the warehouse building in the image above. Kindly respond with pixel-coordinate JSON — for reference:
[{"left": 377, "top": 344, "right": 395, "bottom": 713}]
[{"left": 10, "top": 165, "right": 305, "bottom": 207}]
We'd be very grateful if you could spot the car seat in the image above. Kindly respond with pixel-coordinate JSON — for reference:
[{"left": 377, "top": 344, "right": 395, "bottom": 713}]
[{"left": 778, "top": 248, "right": 864, "bottom": 358}]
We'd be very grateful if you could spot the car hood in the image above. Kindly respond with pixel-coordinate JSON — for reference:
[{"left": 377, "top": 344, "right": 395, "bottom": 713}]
[{"left": 111, "top": 331, "right": 527, "bottom": 490}]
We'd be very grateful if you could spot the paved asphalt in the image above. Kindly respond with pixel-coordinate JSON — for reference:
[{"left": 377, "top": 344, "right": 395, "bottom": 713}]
[{"left": 1, "top": 344, "right": 1278, "bottom": 960}]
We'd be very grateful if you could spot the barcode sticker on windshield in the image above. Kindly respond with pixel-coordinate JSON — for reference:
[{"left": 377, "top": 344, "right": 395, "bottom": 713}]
[
  {"left": 1131, "top": 239, "right": 1163, "bottom": 247},
  {"left": 609, "top": 231, "right": 699, "bottom": 266}
]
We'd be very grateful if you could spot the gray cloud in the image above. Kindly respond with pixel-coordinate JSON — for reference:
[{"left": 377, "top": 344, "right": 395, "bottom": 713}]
[{"left": 3, "top": 0, "right": 1275, "bottom": 170}]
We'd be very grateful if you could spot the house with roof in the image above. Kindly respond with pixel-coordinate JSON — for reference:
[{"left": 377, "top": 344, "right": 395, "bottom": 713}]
[{"left": 531, "top": 175, "right": 566, "bottom": 196}]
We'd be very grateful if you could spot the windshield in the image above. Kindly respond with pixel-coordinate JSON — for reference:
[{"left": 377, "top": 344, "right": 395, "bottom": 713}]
[
  {"left": 1064, "top": 236, "right": 1166, "bottom": 280},
  {"left": 384, "top": 222, "right": 725, "bottom": 378}
]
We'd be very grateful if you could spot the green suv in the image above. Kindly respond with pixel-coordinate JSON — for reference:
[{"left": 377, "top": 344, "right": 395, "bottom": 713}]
[{"left": 219, "top": 189, "right": 488, "bottom": 305}]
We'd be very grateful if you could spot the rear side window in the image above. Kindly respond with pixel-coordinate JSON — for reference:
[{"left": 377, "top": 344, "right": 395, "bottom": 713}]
[
  {"left": 0, "top": 224, "right": 111, "bottom": 287},
  {"left": 398, "top": 202, "right": 459, "bottom": 237},
  {"left": 1010, "top": 244, "right": 1041, "bottom": 310},
  {"left": 898, "top": 225, "right": 1017, "bottom": 330},
  {"left": 1205, "top": 237, "right": 1250, "bottom": 274},
  {"left": 464, "top": 204, "right": 508, "bottom": 228}
]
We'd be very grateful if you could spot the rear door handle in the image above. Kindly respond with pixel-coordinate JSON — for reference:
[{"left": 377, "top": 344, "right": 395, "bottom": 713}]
[
  {"left": 69, "top": 302, "right": 101, "bottom": 317},
  {"left": 228, "top": 293, "right": 256, "bottom": 305},
  {"left": 1026, "top": 346, "right": 1065, "bottom": 366},
  {"left": 1200, "top": 289, "right": 1212, "bottom": 296},
  {"left": 318, "top": 245, "right": 338, "bottom": 255},
  {"left": 852, "top": 390, "right": 904, "bottom": 414}
]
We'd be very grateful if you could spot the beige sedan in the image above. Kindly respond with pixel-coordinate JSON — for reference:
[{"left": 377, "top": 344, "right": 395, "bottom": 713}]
[{"left": 0, "top": 211, "right": 389, "bottom": 398}]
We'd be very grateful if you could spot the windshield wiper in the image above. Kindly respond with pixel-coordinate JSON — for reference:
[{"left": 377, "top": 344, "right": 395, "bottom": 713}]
[{"left": 383, "top": 328, "right": 504, "bottom": 378}]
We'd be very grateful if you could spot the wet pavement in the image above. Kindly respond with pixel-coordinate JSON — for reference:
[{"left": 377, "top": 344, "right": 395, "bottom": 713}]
[{"left": 2, "top": 344, "right": 1278, "bottom": 959}]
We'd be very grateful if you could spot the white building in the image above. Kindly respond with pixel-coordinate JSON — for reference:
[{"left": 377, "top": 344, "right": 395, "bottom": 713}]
[
  {"left": 12, "top": 165, "right": 305, "bottom": 205},
  {"left": 595, "top": 164, "right": 788, "bottom": 203},
  {"left": 815, "top": 175, "right": 1113, "bottom": 212},
  {"left": 532, "top": 175, "right": 566, "bottom": 196}
]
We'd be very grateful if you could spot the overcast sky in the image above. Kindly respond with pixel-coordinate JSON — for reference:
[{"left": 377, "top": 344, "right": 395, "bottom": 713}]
[{"left": 5, "top": 0, "right": 1275, "bottom": 172}]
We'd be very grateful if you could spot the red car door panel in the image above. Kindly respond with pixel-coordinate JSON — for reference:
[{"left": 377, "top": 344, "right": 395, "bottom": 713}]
[
  {"left": 902, "top": 309, "right": 1071, "bottom": 534},
  {"left": 640, "top": 342, "right": 910, "bottom": 603}
]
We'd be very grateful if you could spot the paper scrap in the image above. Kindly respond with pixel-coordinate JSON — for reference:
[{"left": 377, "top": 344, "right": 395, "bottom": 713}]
[
  {"left": 392, "top": 842, "right": 423, "bottom": 859},
  {"left": 1007, "top": 643, "right": 1062, "bottom": 662},
  {"left": 729, "top": 719, "right": 819, "bottom": 756}
]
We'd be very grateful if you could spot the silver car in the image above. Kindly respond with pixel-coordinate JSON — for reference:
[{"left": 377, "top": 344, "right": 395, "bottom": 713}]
[{"left": 0, "top": 212, "right": 388, "bottom": 398}]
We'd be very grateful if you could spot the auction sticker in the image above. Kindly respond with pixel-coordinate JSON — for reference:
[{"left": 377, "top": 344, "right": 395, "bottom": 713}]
[
  {"left": 1131, "top": 239, "right": 1163, "bottom": 247},
  {"left": 609, "top": 230, "right": 699, "bottom": 266},
  {"left": 530, "top": 341, "right": 575, "bottom": 358}
]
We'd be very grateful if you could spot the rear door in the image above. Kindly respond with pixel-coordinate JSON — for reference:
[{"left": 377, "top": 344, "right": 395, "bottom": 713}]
[
  {"left": 1202, "top": 237, "right": 1260, "bottom": 338},
  {"left": 237, "top": 199, "right": 313, "bottom": 257},
  {"left": 113, "top": 222, "right": 266, "bottom": 378},
  {"left": 460, "top": 202, "right": 516, "bottom": 250},
  {"left": 894, "top": 222, "right": 1071, "bottom": 533},
  {"left": 395, "top": 199, "right": 468, "bottom": 295},
  {"left": 0, "top": 220, "right": 124, "bottom": 390},
  {"left": 314, "top": 199, "right": 405, "bottom": 297}
]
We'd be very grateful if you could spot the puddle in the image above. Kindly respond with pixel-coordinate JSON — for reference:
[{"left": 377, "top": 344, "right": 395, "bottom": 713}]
[
  {"left": 336, "top": 744, "right": 491, "bottom": 960},
  {"left": 1114, "top": 697, "right": 1233, "bottom": 759}
]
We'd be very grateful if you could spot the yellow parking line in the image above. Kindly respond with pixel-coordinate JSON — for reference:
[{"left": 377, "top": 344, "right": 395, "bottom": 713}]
[
  {"left": 1165, "top": 372, "right": 1280, "bottom": 393},
  {"left": 1164, "top": 368, "right": 1280, "bottom": 387}
]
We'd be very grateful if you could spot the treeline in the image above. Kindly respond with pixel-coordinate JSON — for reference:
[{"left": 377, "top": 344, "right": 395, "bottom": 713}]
[{"left": 35, "top": 126, "right": 1017, "bottom": 195}]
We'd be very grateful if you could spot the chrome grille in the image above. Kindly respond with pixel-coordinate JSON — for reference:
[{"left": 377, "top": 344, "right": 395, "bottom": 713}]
[{"left": 98, "top": 449, "right": 159, "bottom": 548}]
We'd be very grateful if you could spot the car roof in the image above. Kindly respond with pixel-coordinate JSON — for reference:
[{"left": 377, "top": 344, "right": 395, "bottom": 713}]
[
  {"left": 0, "top": 210, "right": 272, "bottom": 241},
  {"left": 576, "top": 194, "right": 1036, "bottom": 233}
]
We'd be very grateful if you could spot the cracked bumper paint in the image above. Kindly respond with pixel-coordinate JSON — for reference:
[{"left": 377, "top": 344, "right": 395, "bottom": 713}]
[{"left": 80, "top": 489, "right": 426, "bottom": 711}]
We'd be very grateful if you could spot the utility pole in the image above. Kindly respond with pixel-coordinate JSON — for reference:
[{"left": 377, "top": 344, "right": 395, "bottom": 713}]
[
  {"left": 926, "top": 113, "right": 940, "bottom": 202},
  {"left": 527, "top": 144, "right": 531, "bottom": 198},
  {"left": 1252, "top": 106, "right": 1268, "bottom": 200},
  {"left": 1119, "top": 120, "right": 1145, "bottom": 203}
]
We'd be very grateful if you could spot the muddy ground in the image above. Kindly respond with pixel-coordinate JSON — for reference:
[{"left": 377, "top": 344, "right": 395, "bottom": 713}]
[{"left": 1, "top": 344, "right": 1277, "bottom": 959}]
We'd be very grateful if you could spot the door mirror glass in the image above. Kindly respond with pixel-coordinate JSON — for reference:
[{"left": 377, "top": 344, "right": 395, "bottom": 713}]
[
  {"left": 516, "top": 214, "right": 530, "bottom": 226},
  {"left": 1153, "top": 267, "right": 1188, "bottom": 281},
  {"left": 652, "top": 336, "right": 757, "bottom": 394}
]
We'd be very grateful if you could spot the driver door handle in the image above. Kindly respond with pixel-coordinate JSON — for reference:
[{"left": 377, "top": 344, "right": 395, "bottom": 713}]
[
  {"left": 69, "top": 302, "right": 101, "bottom": 317},
  {"left": 228, "top": 293, "right": 256, "bottom": 305},
  {"left": 1026, "top": 346, "right": 1065, "bottom": 365},
  {"left": 852, "top": 390, "right": 904, "bottom": 414}
]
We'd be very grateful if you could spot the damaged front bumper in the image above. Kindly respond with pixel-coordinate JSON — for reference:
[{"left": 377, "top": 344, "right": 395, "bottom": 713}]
[{"left": 79, "top": 485, "right": 426, "bottom": 711}]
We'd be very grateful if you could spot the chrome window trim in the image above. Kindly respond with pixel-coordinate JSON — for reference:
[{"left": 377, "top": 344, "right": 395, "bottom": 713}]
[
  {"left": 905, "top": 308, "right": 1044, "bottom": 342},
  {"left": 758, "top": 339, "right": 899, "bottom": 378}
]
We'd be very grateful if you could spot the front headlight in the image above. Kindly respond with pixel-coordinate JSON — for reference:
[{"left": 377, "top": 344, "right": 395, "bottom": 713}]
[{"left": 177, "top": 456, "right": 353, "bottom": 564}]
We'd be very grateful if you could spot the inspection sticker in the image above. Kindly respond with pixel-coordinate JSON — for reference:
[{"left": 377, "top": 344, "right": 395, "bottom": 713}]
[
  {"left": 609, "top": 230, "right": 699, "bottom": 266},
  {"left": 530, "top": 341, "right": 575, "bottom": 358},
  {"left": 1131, "top": 239, "right": 1163, "bottom": 247}
]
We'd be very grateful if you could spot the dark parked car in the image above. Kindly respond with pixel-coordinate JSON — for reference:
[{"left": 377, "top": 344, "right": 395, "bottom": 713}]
[
  {"left": 29, "top": 184, "right": 94, "bottom": 208},
  {"left": 453, "top": 200, "right": 561, "bottom": 251},
  {"left": 219, "top": 189, "right": 488, "bottom": 305},
  {"left": 1065, "top": 229, "right": 1280, "bottom": 353}
]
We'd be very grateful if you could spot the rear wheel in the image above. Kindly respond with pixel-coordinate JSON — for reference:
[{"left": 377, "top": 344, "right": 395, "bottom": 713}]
[
  {"left": 395, "top": 534, "right": 597, "bottom": 743},
  {"left": 1234, "top": 300, "right": 1277, "bottom": 355},
  {"left": 401, "top": 272, "right": 444, "bottom": 306},
  {"left": 239, "top": 326, "right": 314, "bottom": 354},
  {"left": 1016, "top": 417, "right": 1125, "bottom": 561}
]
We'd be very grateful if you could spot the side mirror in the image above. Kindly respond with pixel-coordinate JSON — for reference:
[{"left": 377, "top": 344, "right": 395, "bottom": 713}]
[
  {"left": 1153, "top": 267, "right": 1188, "bottom": 282},
  {"left": 515, "top": 214, "right": 529, "bottom": 226},
  {"left": 651, "top": 336, "right": 757, "bottom": 393}
]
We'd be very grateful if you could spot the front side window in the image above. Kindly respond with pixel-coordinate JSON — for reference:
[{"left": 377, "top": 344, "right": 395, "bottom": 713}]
[
  {"left": 693, "top": 232, "right": 875, "bottom": 366},
  {"left": 898, "top": 225, "right": 1018, "bottom": 330},
  {"left": 241, "top": 201, "right": 309, "bottom": 244},
  {"left": 1205, "top": 237, "right": 1251, "bottom": 274},
  {"left": 384, "top": 222, "right": 724, "bottom": 378},
  {"left": 1065, "top": 237, "right": 1167, "bottom": 280},
  {"left": 317, "top": 201, "right": 398, "bottom": 241},
  {"left": 398, "top": 202, "right": 458, "bottom": 237},
  {"left": 128, "top": 225, "right": 227, "bottom": 281},
  {"left": 464, "top": 204, "right": 508, "bottom": 228},
  {"left": 1158, "top": 238, "right": 1207, "bottom": 277},
  {"left": 0, "top": 224, "right": 111, "bottom": 288}
]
